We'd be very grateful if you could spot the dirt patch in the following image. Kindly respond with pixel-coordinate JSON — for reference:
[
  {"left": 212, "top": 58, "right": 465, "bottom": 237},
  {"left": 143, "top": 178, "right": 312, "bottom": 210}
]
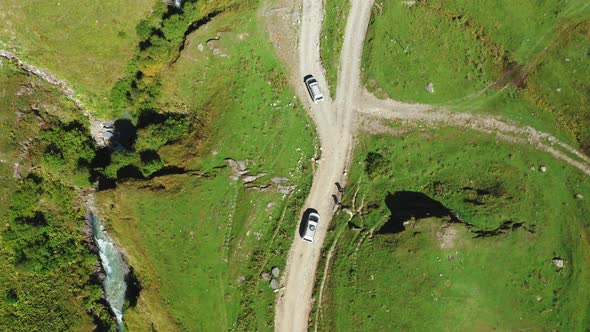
[
  {"left": 494, "top": 62, "right": 528, "bottom": 89},
  {"left": 437, "top": 224, "right": 458, "bottom": 249},
  {"left": 260, "top": 1, "right": 301, "bottom": 77}
]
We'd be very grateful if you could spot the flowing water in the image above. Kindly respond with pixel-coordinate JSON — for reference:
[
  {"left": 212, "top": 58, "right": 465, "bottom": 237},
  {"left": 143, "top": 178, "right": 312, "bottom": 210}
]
[{"left": 87, "top": 211, "right": 128, "bottom": 329}]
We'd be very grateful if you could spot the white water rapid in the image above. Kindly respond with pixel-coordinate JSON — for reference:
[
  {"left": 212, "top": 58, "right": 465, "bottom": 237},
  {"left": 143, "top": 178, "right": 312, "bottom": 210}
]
[{"left": 88, "top": 211, "right": 128, "bottom": 329}]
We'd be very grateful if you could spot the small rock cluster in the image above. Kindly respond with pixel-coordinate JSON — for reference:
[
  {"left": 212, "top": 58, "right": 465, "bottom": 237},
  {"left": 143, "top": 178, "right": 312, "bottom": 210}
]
[
  {"left": 552, "top": 257, "right": 564, "bottom": 269},
  {"left": 224, "top": 159, "right": 296, "bottom": 195},
  {"left": 425, "top": 82, "right": 435, "bottom": 94},
  {"left": 90, "top": 121, "right": 116, "bottom": 148},
  {"left": 260, "top": 266, "right": 281, "bottom": 291}
]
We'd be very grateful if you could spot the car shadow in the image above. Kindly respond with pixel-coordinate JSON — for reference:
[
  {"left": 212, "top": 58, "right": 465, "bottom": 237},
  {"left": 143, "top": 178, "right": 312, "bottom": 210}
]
[{"left": 299, "top": 208, "right": 319, "bottom": 239}]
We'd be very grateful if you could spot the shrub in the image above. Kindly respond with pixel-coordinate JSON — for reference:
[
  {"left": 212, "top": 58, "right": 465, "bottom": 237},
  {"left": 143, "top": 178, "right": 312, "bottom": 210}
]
[
  {"left": 103, "top": 150, "right": 140, "bottom": 179},
  {"left": 135, "top": 113, "right": 190, "bottom": 151},
  {"left": 40, "top": 121, "right": 95, "bottom": 187},
  {"left": 365, "top": 152, "right": 387, "bottom": 179},
  {"left": 140, "top": 150, "right": 165, "bottom": 177}
]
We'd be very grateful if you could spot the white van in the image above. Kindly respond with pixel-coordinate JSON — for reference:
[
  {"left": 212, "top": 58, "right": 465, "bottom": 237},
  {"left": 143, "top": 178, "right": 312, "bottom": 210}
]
[
  {"left": 303, "top": 75, "right": 324, "bottom": 103},
  {"left": 302, "top": 211, "right": 320, "bottom": 242}
]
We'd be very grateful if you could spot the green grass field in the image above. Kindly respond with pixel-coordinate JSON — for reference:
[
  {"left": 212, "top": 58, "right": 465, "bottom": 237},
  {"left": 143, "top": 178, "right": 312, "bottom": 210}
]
[
  {"left": 315, "top": 128, "right": 590, "bottom": 331},
  {"left": 320, "top": 0, "right": 350, "bottom": 98},
  {"left": 97, "top": 7, "right": 316, "bottom": 331},
  {"left": 361, "top": 1, "right": 590, "bottom": 151},
  {"left": 0, "top": 0, "right": 153, "bottom": 112}
]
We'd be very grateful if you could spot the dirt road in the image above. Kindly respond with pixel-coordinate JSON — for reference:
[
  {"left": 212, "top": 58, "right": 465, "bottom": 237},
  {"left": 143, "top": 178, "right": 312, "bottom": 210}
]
[
  {"left": 274, "top": 1, "right": 374, "bottom": 331},
  {"left": 274, "top": 0, "right": 590, "bottom": 330}
]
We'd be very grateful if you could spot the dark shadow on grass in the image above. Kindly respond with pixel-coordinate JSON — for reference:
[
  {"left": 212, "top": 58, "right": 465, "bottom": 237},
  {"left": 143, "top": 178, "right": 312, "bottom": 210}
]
[
  {"left": 117, "top": 165, "right": 144, "bottom": 180},
  {"left": 379, "top": 191, "right": 457, "bottom": 234},
  {"left": 113, "top": 119, "right": 137, "bottom": 149},
  {"left": 473, "top": 220, "right": 533, "bottom": 238},
  {"left": 124, "top": 266, "right": 141, "bottom": 308}
]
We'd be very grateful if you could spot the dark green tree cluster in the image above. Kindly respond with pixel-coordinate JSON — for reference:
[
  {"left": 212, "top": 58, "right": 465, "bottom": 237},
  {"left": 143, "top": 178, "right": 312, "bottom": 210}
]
[
  {"left": 0, "top": 98, "right": 115, "bottom": 329},
  {"left": 110, "top": 1, "right": 225, "bottom": 116},
  {"left": 106, "top": 0, "right": 241, "bottom": 180},
  {"left": 136, "top": 112, "right": 190, "bottom": 151},
  {"left": 40, "top": 121, "right": 95, "bottom": 188},
  {"left": 0, "top": 174, "right": 115, "bottom": 331}
]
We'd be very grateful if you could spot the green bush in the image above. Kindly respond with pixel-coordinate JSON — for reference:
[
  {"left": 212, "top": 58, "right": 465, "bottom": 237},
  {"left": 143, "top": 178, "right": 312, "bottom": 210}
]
[
  {"left": 8, "top": 175, "right": 43, "bottom": 222},
  {"left": 104, "top": 150, "right": 141, "bottom": 179},
  {"left": 0, "top": 173, "right": 114, "bottom": 330},
  {"left": 141, "top": 156, "right": 164, "bottom": 177},
  {"left": 365, "top": 151, "right": 386, "bottom": 179},
  {"left": 136, "top": 113, "right": 190, "bottom": 151},
  {"left": 40, "top": 121, "right": 95, "bottom": 187}
]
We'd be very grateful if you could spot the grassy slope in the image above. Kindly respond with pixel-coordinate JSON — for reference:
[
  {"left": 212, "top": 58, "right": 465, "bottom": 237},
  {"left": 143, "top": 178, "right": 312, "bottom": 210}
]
[
  {"left": 97, "top": 8, "right": 315, "bottom": 331},
  {"left": 362, "top": 1, "right": 590, "bottom": 150},
  {"left": 318, "top": 128, "right": 590, "bottom": 331},
  {"left": 0, "top": 62, "right": 111, "bottom": 331},
  {"left": 320, "top": 0, "right": 350, "bottom": 98},
  {"left": 0, "top": 65, "right": 25, "bottom": 315},
  {"left": 0, "top": 0, "right": 153, "bottom": 112},
  {"left": 0, "top": 65, "right": 23, "bottom": 216}
]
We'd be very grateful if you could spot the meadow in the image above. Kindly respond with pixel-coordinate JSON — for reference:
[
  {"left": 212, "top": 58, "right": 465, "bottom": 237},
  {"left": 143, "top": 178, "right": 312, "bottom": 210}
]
[
  {"left": 96, "top": 6, "right": 316, "bottom": 331},
  {"left": 314, "top": 128, "right": 590, "bottom": 331},
  {"left": 360, "top": 0, "right": 590, "bottom": 151},
  {"left": 0, "top": 0, "right": 153, "bottom": 112}
]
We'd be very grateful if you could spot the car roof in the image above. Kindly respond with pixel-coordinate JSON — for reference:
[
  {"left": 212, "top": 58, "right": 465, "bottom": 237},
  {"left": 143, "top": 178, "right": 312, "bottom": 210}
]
[{"left": 308, "top": 212, "right": 320, "bottom": 222}]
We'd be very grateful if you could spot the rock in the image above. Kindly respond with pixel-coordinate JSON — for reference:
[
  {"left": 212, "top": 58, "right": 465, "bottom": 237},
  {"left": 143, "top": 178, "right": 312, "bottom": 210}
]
[
  {"left": 242, "top": 173, "right": 266, "bottom": 184},
  {"left": 277, "top": 184, "right": 296, "bottom": 195},
  {"left": 271, "top": 266, "right": 280, "bottom": 277},
  {"left": 270, "top": 279, "right": 279, "bottom": 290},
  {"left": 556, "top": 88, "right": 562, "bottom": 92},
  {"left": 94, "top": 263, "right": 106, "bottom": 283},
  {"left": 425, "top": 82, "right": 435, "bottom": 94},
  {"left": 271, "top": 177, "right": 289, "bottom": 184},
  {"left": 260, "top": 272, "right": 271, "bottom": 281},
  {"left": 238, "top": 275, "right": 246, "bottom": 283},
  {"left": 552, "top": 258, "right": 564, "bottom": 269},
  {"left": 575, "top": 193, "right": 584, "bottom": 200},
  {"left": 197, "top": 43, "right": 204, "bottom": 52},
  {"left": 536, "top": 296, "right": 542, "bottom": 302},
  {"left": 224, "top": 158, "right": 251, "bottom": 180},
  {"left": 247, "top": 184, "right": 271, "bottom": 192},
  {"left": 237, "top": 160, "right": 248, "bottom": 171},
  {"left": 225, "top": 158, "right": 238, "bottom": 168},
  {"left": 539, "top": 166, "right": 547, "bottom": 172}
]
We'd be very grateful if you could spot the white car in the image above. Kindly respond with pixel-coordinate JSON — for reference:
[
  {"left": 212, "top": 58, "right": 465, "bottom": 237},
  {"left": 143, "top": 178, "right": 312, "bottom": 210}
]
[
  {"left": 303, "top": 75, "right": 324, "bottom": 103},
  {"left": 302, "top": 210, "right": 320, "bottom": 242}
]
